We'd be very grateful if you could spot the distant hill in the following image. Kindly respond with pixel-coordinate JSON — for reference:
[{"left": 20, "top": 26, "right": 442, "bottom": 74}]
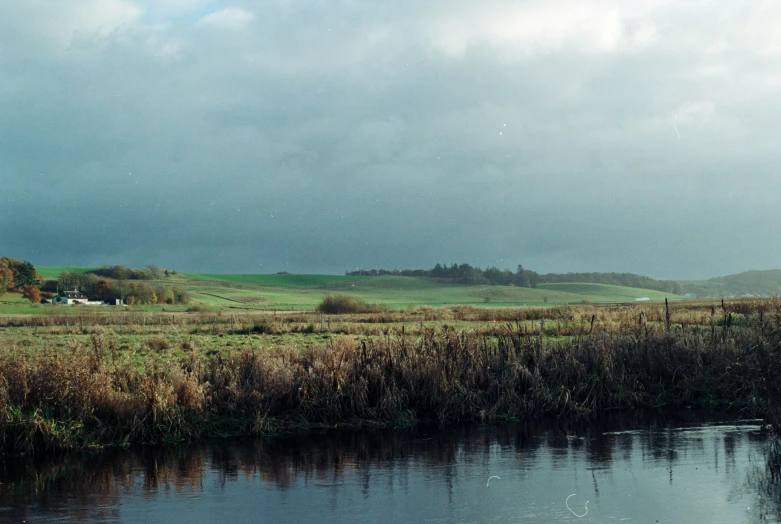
[
  {"left": 538, "top": 271, "right": 682, "bottom": 294},
  {"left": 183, "top": 273, "right": 683, "bottom": 309},
  {"left": 348, "top": 264, "right": 682, "bottom": 294},
  {"left": 681, "top": 270, "right": 781, "bottom": 297}
]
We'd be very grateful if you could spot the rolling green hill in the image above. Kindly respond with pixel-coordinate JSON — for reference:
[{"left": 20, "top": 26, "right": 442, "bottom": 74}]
[
  {"left": 36, "top": 266, "right": 95, "bottom": 279},
  {"left": 681, "top": 269, "right": 781, "bottom": 297},
  {"left": 537, "top": 283, "right": 679, "bottom": 302},
  {"left": 183, "top": 273, "right": 684, "bottom": 309},
  {"left": 187, "top": 273, "right": 359, "bottom": 288},
  {"left": 27, "top": 268, "right": 686, "bottom": 311}
]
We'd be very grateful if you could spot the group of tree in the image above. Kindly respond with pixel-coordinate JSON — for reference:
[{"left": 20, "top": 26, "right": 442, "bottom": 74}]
[
  {"left": 348, "top": 263, "right": 683, "bottom": 294},
  {"left": 348, "top": 263, "right": 540, "bottom": 287},
  {"left": 0, "top": 257, "right": 41, "bottom": 301},
  {"left": 87, "top": 264, "right": 177, "bottom": 280},
  {"left": 0, "top": 258, "right": 190, "bottom": 305},
  {"left": 45, "top": 271, "right": 190, "bottom": 305}
]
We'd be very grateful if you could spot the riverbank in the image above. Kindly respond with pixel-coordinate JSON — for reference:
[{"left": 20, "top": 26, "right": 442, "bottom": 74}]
[{"left": 2, "top": 299, "right": 781, "bottom": 454}]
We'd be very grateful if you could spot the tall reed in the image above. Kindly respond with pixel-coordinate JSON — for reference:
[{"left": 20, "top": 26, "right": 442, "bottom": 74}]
[{"left": 2, "top": 306, "right": 781, "bottom": 454}]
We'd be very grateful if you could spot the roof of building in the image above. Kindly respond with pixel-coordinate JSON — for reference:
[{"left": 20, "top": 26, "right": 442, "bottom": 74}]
[{"left": 60, "top": 291, "right": 87, "bottom": 299}]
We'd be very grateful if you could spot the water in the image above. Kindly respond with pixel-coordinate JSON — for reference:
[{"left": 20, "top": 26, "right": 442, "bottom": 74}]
[{"left": 2, "top": 412, "right": 780, "bottom": 523}]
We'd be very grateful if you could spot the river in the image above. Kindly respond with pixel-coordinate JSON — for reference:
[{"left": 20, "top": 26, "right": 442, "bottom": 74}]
[{"left": 1, "top": 411, "right": 779, "bottom": 523}]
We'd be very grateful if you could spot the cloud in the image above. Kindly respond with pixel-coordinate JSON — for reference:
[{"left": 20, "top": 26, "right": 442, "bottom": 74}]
[
  {"left": 0, "top": 0, "right": 143, "bottom": 53},
  {"left": 1, "top": 0, "right": 781, "bottom": 279},
  {"left": 142, "top": 0, "right": 211, "bottom": 16},
  {"left": 420, "top": 0, "right": 659, "bottom": 58},
  {"left": 197, "top": 7, "right": 255, "bottom": 29}
]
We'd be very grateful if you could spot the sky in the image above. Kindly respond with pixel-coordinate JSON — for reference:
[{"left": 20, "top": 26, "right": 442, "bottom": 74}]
[{"left": 2, "top": 0, "right": 780, "bottom": 279}]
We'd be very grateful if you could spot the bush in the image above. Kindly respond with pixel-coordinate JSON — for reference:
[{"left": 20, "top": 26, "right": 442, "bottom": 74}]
[
  {"left": 145, "top": 337, "right": 170, "bottom": 351},
  {"left": 186, "top": 303, "right": 208, "bottom": 312},
  {"left": 316, "top": 295, "right": 379, "bottom": 314}
]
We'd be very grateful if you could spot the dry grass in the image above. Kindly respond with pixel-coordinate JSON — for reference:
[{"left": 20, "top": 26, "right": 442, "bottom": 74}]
[{"left": 2, "top": 297, "right": 781, "bottom": 454}]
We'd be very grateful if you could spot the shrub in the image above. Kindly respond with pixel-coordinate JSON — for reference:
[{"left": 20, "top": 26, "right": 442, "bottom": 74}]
[
  {"left": 146, "top": 337, "right": 170, "bottom": 351},
  {"left": 186, "top": 303, "right": 208, "bottom": 312},
  {"left": 316, "top": 295, "right": 379, "bottom": 314}
]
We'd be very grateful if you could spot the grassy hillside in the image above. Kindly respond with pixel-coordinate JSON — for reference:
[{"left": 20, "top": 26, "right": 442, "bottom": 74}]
[
  {"left": 25, "top": 268, "right": 685, "bottom": 312},
  {"left": 681, "top": 269, "right": 781, "bottom": 297},
  {"left": 183, "top": 273, "right": 684, "bottom": 310},
  {"left": 187, "top": 273, "right": 359, "bottom": 288},
  {"left": 36, "top": 266, "right": 95, "bottom": 279},
  {"left": 537, "top": 283, "right": 678, "bottom": 302}
]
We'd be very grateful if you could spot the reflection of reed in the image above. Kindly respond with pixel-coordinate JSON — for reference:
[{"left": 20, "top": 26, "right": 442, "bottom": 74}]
[
  {"left": 2, "top": 414, "right": 768, "bottom": 518},
  {"left": 744, "top": 437, "right": 781, "bottom": 520}
]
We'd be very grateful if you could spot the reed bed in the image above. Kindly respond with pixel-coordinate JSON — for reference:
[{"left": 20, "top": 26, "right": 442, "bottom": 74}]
[{"left": 3, "top": 298, "right": 781, "bottom": 455}]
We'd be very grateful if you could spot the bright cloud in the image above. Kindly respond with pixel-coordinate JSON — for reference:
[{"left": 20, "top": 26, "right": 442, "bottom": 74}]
[
  {"left": 197, "top": 7, "right": 255, "bottom": 29},
  {"left": 422, "top": 1, "right": 659, "bottom": 58},
  {"left": 4, "top": 0, "right": 143, "bottom": 51}
]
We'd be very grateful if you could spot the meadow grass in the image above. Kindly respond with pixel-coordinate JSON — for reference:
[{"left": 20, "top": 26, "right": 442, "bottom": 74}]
[
  {"left": 1, "top": 297, "right": 780, "bottom": 454},
  {"left": 33, "top": 269, "right": 688, "bottom": 311},
  {"left": 536, "top": 282, "right": 679, "bottom": 302},
  {"left": 187, "top": 273, "right": 359, "bottom": 287},
  {"left": 180, "top": 275, "right": 673, "bottom": 309},
  {"left": 36, "top": 267, "right": 95, "bottom": 279}
]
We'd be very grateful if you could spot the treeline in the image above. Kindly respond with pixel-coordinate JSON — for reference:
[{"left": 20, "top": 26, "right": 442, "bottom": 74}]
[
  {"left": 348, "top": 264, "right": 540, "bottom": 286},
  {"left": 1, "top": 259, "right": 190, "bottom": 305},
  {"left": 348, "top": 263, "right": 683, "bottom": 294},
  {"left": 47, "top": 273, "right": 189, "bottom": 305},
  {"left": 87, "top": 264, "right": 177, "bottom": 280},
  {"left": 45, "top": 270, "right": 190, "bottom": 305}
]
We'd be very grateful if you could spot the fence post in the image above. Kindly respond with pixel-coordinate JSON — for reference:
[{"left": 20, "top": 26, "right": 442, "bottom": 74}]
[{"left": 665, "top": 298, "right": 670, "bottom": 332}]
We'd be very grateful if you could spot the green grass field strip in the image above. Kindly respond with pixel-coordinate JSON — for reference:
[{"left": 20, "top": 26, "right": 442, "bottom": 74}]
[
  {"left": 37, "top": 267, "right": 96, "bottom": 279},
  {"left": 186, "top": 273, "right": 360, "bottom": 288},
  {"left": 537, "top": 283, "right": 683, "bottom": 300},
  {"left": 198, "top": 293, "right": 244, "bottom": 304}
]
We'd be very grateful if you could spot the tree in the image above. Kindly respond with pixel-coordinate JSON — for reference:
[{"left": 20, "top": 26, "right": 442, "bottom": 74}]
[
  {"left": 96, "top": 279, "right": 113, "bottom": 301},
  {"left": 147, "top": 264, "right": 163, "bottom": 279},
  {"left": 0, "top": 266, "right": 11, "bottom": 298},
  {"left": 59, "top": 271, "right": 87, "bottom": 292},
  {"left": 14, "top": 261, "right": 40, "bottom": 288},
  {"left": 173, "top": 288, "right": 190, "bottom": 304},
  {"left": 157, "top": 287, "right": 175, "bottom": 304},
  {"left": 22, "top": 285, "right": 41, "bottom": 304}
]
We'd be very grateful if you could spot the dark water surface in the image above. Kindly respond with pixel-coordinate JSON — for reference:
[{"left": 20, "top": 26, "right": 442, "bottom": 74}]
[{"left": 2, "top": 412, "right": 780, "bottom": 523}]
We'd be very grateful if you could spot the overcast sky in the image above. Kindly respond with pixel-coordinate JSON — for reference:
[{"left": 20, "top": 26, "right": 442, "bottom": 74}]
[{"left": 2, "top": 0, "right": 780, "bottom": 279}]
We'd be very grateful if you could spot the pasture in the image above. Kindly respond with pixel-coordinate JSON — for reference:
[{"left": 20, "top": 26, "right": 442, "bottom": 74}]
[
  {"left": 180, "top": 273, "right": 687, "bottom": 310},
  {"left": 0, "top": 296, "right": 779, "bottom": 454}
]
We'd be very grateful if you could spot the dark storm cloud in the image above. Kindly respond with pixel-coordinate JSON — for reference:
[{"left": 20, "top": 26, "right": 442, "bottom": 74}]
[{"left": 2, "top": 0, "right": 780, "bottom": 278}]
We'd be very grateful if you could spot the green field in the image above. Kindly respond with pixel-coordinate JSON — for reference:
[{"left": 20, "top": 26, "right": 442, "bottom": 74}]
[
  {"left": 187, "top": 273, "right": 359, "bottom": 288},
  {"left": 536, "top": 283, "right": 679, "bottom": 302},
  {"left": 180, "top": 273, "right": 685, "bottom": 310},
  {"left": 14, "top": 269, "right": 687, "bottom": 312},
  {"left": 680, "top": 269, "right": 781, "bottom": 297},
  {"left": 36, "top": 266, "right": 95, "bottom": 279}
]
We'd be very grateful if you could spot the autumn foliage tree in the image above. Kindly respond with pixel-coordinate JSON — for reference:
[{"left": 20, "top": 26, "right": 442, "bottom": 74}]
[
  {"left": 0, "top": 267, "right": 11, "bottom": 299},
  {"left": 22, "top": 285, "right": 41, "bottom": 304},
  {"left": 0, "top": 257, "right": 41, "bottom": 297}
]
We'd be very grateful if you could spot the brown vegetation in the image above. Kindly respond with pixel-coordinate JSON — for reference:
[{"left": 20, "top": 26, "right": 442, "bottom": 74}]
[
  {"left": 0, "top": 258, "right": 40, "bottom": 298},
  {"left": 2, "top": 297, "right": 781, "bottom": 454},
  {"left": 316, "top": 295, "right": 382, "bottom": 314},
  {"left": 22, "top": 286, "right": 41, "bottom": 304}
]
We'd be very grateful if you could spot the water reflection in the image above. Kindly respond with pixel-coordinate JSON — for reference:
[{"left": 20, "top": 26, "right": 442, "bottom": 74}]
[{"left": 1, "top": 412, "right": 779, "bottom": 523}]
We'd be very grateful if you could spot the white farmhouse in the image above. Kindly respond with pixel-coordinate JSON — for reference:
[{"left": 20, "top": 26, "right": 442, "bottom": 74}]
[{"left": 52, "top": 291, "right": 103, "bottom": 305}]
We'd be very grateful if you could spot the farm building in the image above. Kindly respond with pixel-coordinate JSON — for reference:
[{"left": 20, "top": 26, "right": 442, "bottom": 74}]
[{"left": 52, "top": 291, "right": 103, "bottom": 306}]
